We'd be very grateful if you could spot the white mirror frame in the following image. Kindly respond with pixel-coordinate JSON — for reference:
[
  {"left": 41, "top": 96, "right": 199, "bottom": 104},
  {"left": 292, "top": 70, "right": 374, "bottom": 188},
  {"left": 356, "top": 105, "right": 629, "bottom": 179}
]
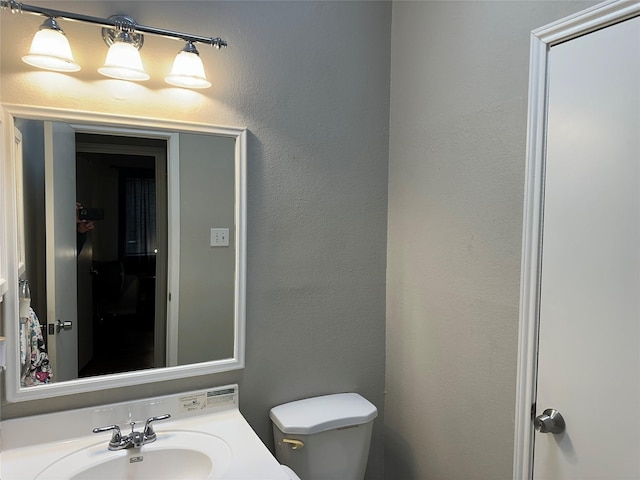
[
  {"left": 1, "top": 103, "right": 246, "bottom": 402},
  {"left": 513, "top": 1, "right": 640, "bottom": 477}
]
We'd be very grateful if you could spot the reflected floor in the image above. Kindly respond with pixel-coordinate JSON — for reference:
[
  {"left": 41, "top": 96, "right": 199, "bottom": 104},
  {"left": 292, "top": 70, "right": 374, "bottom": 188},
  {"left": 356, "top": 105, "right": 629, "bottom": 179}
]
[{"left": 78, "top": 315, "right": 155, "bottom": 378}]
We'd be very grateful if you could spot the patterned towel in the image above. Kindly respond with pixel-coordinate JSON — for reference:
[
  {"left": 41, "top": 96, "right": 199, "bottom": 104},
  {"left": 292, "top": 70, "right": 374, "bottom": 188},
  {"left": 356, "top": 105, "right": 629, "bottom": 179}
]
[{"left": 20, "top": 308, "right": 52, "bottom": 386}]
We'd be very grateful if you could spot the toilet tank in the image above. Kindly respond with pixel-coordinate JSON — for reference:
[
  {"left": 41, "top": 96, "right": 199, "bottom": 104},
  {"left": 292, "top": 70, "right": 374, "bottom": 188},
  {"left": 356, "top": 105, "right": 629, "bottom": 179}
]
[{"left": 270, "top": 393, "right": 378, "bottom": 480}]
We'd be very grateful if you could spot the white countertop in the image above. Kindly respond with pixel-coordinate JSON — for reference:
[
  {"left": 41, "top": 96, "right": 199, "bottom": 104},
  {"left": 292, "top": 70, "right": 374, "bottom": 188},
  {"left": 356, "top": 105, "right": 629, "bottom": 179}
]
[{"left": 0, "top": 384, "right": 290, "bottom": 480}]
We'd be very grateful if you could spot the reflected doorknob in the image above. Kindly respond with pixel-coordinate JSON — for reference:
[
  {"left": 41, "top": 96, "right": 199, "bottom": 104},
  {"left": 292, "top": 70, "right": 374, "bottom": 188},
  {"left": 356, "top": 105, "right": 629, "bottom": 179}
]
[
  {"left": 56, "top": 319, "right": 73, "bottom": 333},
  {"left": 534, "top": 408, "right": 565, "bottom": 434}
]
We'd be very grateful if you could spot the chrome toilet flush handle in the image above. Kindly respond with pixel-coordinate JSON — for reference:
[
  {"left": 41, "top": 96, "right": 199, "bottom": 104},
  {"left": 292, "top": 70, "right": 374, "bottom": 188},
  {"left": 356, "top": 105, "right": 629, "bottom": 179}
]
[{"left": 283, "top": 438, "right": 305, "bottom": 450}]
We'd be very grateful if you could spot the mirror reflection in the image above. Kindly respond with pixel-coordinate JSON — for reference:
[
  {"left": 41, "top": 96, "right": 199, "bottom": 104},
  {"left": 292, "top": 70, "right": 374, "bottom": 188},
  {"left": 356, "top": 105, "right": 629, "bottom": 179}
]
[{"left": 16, "top": 116, "right": 238, "bottom": 387}]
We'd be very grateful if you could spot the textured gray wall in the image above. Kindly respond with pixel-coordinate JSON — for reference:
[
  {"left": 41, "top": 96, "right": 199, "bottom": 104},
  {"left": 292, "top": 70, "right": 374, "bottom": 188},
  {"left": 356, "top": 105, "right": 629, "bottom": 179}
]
[
  {"left": 1, "top": 2, "right": 389, "bottom": 478},
  {"left": 386, "top": 2, "right": 598, "bottom": 479}
]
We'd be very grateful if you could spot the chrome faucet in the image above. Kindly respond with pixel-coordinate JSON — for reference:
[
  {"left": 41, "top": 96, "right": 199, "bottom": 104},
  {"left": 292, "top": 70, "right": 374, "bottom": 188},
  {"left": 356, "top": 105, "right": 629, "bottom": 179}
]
[{"left": 93, "top": 414, "right": 171, "bottom": 450}]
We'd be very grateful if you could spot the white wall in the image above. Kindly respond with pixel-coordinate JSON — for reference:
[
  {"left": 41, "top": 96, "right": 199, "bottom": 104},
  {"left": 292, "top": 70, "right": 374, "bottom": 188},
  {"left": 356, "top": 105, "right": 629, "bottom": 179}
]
[
  {"left": 386, "top": 2, "right": 597, "bottom": 478},
  {"left": 0, "top": 2, "right": 390, "bottom": 478}
]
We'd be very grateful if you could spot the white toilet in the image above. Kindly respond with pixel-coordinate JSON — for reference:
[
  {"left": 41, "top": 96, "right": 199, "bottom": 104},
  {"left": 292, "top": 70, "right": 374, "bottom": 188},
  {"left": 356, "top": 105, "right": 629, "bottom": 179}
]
[{"left": 270, "top": 393, "right": 378, "bottom": 480}]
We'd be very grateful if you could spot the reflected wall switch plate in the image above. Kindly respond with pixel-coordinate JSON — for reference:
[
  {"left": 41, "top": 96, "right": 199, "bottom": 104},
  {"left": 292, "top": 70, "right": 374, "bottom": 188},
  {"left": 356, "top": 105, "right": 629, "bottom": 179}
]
[{"left": 210, "top": 228, "right": 230, "bottom": 247}]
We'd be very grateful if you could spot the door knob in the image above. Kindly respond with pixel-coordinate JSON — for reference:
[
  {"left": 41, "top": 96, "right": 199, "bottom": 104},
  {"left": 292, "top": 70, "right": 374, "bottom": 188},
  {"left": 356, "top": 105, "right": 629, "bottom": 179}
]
[
  {"left": 534, "top": 408, "right": 565, "bottom": 434},
  {"left": 56, "top": 319, "right": 73, "bottom": 333}
]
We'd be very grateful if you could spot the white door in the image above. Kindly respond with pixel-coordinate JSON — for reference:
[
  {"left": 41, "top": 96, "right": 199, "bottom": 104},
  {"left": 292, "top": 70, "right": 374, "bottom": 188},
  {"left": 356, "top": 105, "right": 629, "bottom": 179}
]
[
  {"left": 533, "top": 16, "right": 640, "bottom": 479},
  {"left": 45, "top": 121, "right": 79, "bottom": 382}
]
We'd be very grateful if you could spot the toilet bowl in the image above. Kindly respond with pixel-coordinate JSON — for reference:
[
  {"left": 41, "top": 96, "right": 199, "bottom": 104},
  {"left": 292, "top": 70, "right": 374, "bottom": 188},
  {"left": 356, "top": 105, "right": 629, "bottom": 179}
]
[
  {"left": 270, "top": 393, "right": 377, "bottom": 480},
  {"left": 282, "top": 464, "right": 302, "bottom": 480}
]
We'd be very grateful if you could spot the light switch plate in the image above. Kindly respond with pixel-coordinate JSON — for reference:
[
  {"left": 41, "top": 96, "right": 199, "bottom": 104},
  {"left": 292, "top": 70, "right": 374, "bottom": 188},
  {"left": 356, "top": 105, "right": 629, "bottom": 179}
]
[{"left": 210, "top": 228, "right": 230, "bottom": 247}]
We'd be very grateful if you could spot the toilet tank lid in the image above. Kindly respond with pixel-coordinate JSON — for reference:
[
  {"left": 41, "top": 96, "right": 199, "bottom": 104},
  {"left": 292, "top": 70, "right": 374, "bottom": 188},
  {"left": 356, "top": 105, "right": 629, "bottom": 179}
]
[{"left": 269, "top": 393, "right": 378, "bottom": 435}]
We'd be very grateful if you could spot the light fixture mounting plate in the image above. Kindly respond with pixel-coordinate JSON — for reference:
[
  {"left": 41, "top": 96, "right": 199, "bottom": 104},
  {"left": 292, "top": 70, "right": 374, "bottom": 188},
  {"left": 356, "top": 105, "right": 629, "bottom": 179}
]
[{"left": 101, "top": 15, "right": 144, "bottom": 49}]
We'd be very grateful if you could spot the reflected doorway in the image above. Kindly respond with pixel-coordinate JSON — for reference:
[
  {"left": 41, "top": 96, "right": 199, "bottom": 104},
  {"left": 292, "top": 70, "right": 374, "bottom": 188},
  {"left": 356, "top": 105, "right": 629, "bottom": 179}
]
[{"left": 74, "top": 133, "right": 168, "bottom": 378}]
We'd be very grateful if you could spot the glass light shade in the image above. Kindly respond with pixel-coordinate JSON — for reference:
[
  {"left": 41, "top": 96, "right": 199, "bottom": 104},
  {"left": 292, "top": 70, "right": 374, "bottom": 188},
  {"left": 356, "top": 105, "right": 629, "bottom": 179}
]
[
  {"left": 165, "top": 51, "right": 211, "bottom": 89},
  {"left": 98, "top": 41, "right": 149, "bottom": 81},
  {"left": 22, "top": 28, "right": 80, "bottom": 72}
]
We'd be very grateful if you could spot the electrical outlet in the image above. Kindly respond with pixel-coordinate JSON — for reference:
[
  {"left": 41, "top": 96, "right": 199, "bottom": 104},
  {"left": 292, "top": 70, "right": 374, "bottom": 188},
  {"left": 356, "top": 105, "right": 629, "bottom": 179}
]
[{"left": 210, "top": 228, "right": 230, "bottom": 247}]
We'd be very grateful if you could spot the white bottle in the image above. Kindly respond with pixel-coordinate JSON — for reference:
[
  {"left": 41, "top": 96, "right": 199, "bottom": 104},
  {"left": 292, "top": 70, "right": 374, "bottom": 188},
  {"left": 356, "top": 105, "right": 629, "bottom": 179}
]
[{"left": 19, "top": 279, "right": 31, "bottom": 321}]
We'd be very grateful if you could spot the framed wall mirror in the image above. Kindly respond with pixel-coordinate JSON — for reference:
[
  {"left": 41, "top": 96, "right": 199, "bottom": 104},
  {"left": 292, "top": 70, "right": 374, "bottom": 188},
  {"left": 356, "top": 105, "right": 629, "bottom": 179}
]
[{"left": 2, "top": 104, "right": 246, "bottom": 402}]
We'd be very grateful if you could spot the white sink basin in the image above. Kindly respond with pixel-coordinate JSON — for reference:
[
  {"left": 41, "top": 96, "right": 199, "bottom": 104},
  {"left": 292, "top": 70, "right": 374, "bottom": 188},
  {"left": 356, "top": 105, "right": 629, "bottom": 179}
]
[
  {"left": 63, "top": 449, "right": 211, "bottom": 480},
  {"left": 1, "top": 385, "right": 291, "bottom": 480},
  {"left": 34, "top": 431, "right": 231, "bottom": 480}
]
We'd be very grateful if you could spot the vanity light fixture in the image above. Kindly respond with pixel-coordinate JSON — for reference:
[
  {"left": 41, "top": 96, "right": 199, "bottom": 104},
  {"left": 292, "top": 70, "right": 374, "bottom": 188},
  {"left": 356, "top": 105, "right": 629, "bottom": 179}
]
[
  {"left": 21, "top": 17, "right": 80, "bottom": 72},
  {"left": 1, "top": 0, "right": 227, "bottom": 89},
  {"left": 98, "top": 17, "right": 149, "bottom": 81},
  {"left": 165, "top": 42, "right": 211, "bottom": 89}
]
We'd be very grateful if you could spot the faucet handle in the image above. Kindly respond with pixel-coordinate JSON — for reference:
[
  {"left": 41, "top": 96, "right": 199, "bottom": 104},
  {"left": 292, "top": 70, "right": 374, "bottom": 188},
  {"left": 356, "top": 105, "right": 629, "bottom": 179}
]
[
  {"left": 92, "top": 424, "right": 122, "bottom": 448},
  {"left": 143, "top": 414, "right": 171, "bottom": 442}
]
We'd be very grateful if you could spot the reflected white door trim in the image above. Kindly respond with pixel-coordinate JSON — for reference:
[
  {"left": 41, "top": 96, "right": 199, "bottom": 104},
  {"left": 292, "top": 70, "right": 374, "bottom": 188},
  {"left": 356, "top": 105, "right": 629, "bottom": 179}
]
[
  {"left": 72, "top": 124, "right": 178, "bottom": 368},
  {"left": 167, "top": 132, "right": 180, "bottom": 366},
  {"left": 514, "top": 1, "right": 640, "bottom": 478}
]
